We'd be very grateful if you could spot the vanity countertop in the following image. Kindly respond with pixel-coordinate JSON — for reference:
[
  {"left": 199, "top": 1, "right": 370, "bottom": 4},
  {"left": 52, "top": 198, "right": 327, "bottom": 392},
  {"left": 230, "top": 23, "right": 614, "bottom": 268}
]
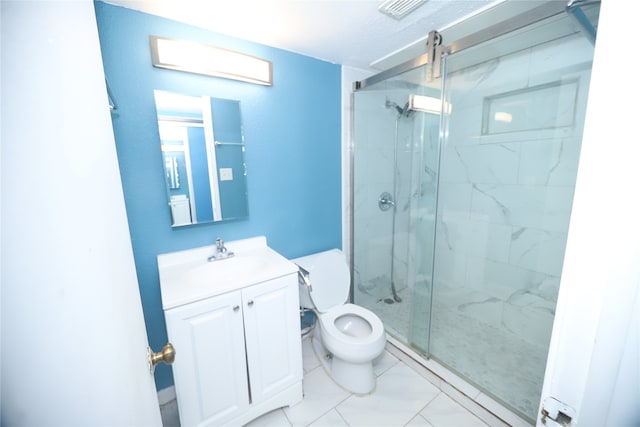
[{"left": 158, "top": 236, "right": 298, "bottom": 310}]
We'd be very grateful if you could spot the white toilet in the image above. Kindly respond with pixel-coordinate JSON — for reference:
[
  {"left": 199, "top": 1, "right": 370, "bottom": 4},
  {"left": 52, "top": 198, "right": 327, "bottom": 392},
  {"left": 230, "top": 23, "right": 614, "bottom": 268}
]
[{"left": 293, "top": 249, "right": 386, "bottom": 394}]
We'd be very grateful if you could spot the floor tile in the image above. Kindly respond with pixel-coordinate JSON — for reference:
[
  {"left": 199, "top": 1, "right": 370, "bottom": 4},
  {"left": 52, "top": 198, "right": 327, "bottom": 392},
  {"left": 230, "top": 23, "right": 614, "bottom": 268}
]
[
  {"left": 160, "top": 335, "right": 515, "bottom": 427},
  {"left": 405, "top": 414, "right": 435, "bottom": 426},
  {"left": 302, "top": 335, "right": 320, "bottom": 373},
  {"left": 438, "top": 382, "right": 509, "bottom": 427},
  {"left": 373, "top": 348, "right": 400, "bottom": 377},
  {"left": 420, "top": 393, "right": 488, "bottom": 427},
  {"left": 308, "top": 408, "right": 349, "bottom": 427},
  {"left": 336, "top": 363, "right": 441, "bottom": 427},
  {"left": 245, "top": 408, "right": 291, "bottom": 426},
  {"left": 284, "top": 366, "right": 350, "bottom": 426}
]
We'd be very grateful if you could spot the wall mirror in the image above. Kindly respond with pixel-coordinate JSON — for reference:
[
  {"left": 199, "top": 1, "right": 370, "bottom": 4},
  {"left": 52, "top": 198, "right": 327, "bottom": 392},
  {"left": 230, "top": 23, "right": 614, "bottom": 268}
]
[{"left": 153, "top": 90, "right": 248, "bottom": 227}]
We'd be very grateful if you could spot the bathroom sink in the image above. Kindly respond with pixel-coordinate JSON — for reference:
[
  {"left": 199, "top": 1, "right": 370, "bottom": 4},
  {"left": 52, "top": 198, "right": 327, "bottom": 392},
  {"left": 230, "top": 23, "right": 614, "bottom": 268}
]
[
  {"left": 184, "top": 254, "right": 269, "bottom": 284},
  {"left": 157, "top": 236, "right": 298, "bottom": 309}
]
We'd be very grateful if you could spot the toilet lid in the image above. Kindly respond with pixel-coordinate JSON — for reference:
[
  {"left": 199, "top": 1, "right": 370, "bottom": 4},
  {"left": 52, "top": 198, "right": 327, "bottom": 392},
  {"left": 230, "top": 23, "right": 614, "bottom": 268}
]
[{"left": 300, "top": 249, "right": 350, "bottom": 313}]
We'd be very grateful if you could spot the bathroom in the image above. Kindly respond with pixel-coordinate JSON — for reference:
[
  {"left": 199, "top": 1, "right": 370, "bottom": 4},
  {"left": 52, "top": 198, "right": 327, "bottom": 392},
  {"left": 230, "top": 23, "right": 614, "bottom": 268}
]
[{"left": 1, "top": 1, "right": 638, "bottom": 426}]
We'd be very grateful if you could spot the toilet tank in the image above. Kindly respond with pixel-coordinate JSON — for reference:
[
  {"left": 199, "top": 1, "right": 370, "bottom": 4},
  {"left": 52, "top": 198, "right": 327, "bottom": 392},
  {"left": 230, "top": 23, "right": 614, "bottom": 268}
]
[{"left": 292, "top": 249, "right": 350, "bottom": 313}]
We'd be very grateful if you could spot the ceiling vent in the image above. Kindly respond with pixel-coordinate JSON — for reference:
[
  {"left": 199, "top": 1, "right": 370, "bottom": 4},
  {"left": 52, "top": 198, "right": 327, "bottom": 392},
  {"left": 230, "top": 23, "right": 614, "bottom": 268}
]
[{"left": 378, "top": 0, "right": 428, "bottom": 20}]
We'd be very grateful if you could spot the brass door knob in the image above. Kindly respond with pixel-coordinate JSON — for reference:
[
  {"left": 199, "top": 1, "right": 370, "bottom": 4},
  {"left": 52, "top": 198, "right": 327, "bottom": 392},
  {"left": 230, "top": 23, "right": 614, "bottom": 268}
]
[{"left": 148, "top": 343, "right": 176, "bottom": 373}]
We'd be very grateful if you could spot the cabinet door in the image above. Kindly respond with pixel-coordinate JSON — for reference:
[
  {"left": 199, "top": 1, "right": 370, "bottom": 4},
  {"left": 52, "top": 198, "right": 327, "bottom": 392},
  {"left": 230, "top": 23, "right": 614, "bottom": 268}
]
[
  {"left": 165, "top": 292, "right": 249, "bottom": 427},
  {"left": 242, "top": 274, "right": 303, "bottom": 404}
]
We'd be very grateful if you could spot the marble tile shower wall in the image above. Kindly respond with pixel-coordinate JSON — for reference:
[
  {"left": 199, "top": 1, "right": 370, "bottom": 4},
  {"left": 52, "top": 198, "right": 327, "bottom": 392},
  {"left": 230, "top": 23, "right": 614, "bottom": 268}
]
[
  {"left": 353, "top": 88, "right": 440, "bottom": 301},
  {"left": 412, "top": 119, "right": 441, "bottom": 285},
  {"left": 353, "top": 89, "right": 413, "bottom": 301},
  {"left": 433, "top": 35, "right": 593, "bottom": 348},
  {"left": 392, "top": 111, "right": 428, "bottom": 294}
]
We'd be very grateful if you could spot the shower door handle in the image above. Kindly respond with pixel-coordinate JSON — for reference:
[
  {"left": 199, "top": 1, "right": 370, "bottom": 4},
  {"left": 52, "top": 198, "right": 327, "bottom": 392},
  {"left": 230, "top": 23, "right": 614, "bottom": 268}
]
[{"left": 378, "top": 192, "right": 395, "bottom": 211}]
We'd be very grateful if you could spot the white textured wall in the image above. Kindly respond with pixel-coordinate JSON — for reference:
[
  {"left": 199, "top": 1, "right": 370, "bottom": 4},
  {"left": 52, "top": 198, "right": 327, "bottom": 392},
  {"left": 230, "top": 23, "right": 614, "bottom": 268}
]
[
  {"left": 1, "top": 1, "right": 161, "bottom": 424},
  {"left": 539, "top": 1, "right": 640, "bottom": 424}
]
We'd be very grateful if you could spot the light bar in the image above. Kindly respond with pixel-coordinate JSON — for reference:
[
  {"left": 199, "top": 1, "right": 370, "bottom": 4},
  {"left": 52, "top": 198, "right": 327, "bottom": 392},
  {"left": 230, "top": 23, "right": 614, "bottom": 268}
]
[{"left": 150, "top": 36, "right": 272, "bottom": 86}]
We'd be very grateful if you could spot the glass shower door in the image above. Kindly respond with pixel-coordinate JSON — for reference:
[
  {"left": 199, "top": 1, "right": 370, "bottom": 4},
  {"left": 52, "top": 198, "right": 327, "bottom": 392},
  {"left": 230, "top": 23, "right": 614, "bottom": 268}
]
[
  {"left": 352, "top": 65, "right": 443, "bottom": 355},
  {"left": 352, "top": 5, "right": 598, "bottom": 423},
  {"left": 430, "top": 29, "right": 595, "bottom": 421}
]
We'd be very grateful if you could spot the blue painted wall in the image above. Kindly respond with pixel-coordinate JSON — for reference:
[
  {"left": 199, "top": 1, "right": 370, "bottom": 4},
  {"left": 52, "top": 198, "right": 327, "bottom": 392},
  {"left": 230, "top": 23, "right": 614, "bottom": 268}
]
[{"left": 94, "top": 1, "right": 342, "bottom": 391}]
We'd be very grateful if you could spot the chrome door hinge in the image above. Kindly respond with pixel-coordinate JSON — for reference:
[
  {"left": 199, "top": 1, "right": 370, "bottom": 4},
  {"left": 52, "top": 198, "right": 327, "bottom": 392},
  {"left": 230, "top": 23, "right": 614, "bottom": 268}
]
[
  {"left": 425, "top": 30, "right": 443, "bottom": 80},
  {"left": 540, "top": 397, "right": 575, "bottom": 426}
]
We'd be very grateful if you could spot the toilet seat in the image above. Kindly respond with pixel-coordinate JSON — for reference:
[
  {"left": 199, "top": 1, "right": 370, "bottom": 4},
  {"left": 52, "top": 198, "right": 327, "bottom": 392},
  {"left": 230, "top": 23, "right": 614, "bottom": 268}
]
[
  {"left": 297, "top": 249, "right": 350, "bottom": 312},
  {"left": 319, "top": 303, "right": 385, "bottom": 363}
]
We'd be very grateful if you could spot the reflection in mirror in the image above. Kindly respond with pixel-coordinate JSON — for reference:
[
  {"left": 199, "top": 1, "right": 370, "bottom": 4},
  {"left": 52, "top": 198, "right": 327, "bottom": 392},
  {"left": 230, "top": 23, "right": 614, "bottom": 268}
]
[{"left": 154, "top": 90, "right": 249, "bottom": 227}]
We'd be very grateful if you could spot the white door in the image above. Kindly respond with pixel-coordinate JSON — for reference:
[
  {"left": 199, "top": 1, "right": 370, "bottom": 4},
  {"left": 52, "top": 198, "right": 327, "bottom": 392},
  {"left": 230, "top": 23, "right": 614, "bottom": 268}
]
[
  {"left": 1, "top": 1, "right": 162, "bottom": 424},
  {"left": 538, "top": 2, "right": 640, "bottom": 426}
]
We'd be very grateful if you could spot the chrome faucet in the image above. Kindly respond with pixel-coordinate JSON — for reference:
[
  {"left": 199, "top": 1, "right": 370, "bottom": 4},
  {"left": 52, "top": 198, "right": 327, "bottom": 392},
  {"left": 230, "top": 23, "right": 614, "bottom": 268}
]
[{"left": 207, "top": 237, "right": 235, "bottom": 262}]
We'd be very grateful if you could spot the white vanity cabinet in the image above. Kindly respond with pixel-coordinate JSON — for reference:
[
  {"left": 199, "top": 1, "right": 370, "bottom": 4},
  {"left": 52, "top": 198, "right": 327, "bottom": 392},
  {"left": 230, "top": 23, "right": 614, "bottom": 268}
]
[
  {"left": 241, "top": 275, "right": 302, "bottom": 405},
  {"left": 165, "top": 291, "right": 249, "bottom": 426},
  {"left": 158, "top": 237, "right": 303, "bottom": 427}
]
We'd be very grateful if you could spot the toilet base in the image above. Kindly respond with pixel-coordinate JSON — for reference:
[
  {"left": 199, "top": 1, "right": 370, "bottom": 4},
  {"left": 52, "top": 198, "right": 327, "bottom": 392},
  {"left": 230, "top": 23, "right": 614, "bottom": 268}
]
[
  {"left": 311, "top": 331, "right": 377, "bottom": 395},
  {"left": 331, "top": 357, "right": 376, "bottom": 394}
]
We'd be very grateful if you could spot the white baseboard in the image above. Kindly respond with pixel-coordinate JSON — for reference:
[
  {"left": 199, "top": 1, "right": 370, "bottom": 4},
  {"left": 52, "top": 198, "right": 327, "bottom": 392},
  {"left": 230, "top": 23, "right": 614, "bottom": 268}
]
[{"left": 157, "top": 386, "right": 176, "bottom": 406}]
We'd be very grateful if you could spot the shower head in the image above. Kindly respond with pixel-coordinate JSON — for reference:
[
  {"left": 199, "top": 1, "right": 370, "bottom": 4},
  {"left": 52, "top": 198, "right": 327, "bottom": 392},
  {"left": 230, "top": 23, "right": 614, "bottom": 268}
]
[
  {"left": 385, "top": 99, "right": 403, "bottom": 115},
  {"left": 385, "top": 99, "right": 415, "bottom": 118},
  {"left": 403, "top": 102, "right": 416, "bottom": 118}
]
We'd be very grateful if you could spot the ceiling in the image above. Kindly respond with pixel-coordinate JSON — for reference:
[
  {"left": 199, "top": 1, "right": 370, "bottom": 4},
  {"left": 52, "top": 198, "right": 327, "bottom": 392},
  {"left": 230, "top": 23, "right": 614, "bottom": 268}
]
[{"left": 102, "top": 0, "right": 505, "bottom": 71}]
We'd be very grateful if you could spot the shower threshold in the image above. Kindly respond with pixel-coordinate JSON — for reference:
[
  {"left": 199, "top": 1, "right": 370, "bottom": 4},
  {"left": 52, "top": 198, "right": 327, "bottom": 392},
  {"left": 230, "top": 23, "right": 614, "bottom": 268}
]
[{"left": 384, "top": 335, "right": 534, "bottom": 427}]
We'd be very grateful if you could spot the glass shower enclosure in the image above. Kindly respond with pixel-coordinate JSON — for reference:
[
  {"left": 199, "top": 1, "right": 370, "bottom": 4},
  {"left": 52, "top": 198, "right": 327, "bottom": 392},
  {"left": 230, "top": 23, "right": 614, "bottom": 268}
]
[{"left": 352, "top": 3, "right": 599, "bottom": 422}]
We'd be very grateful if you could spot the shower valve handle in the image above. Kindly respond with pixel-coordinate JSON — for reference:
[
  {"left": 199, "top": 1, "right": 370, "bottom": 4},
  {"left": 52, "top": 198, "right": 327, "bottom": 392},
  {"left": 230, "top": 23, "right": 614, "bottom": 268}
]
[{"left": 378, "top": 192, "right": 395, "bottom": 211}]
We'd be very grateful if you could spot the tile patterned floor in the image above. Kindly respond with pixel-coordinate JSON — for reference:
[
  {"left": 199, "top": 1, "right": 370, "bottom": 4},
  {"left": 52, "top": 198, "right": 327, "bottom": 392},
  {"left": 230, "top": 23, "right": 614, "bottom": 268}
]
[{"left": 161, "top": 335, "right": 491, "bottom": 427}]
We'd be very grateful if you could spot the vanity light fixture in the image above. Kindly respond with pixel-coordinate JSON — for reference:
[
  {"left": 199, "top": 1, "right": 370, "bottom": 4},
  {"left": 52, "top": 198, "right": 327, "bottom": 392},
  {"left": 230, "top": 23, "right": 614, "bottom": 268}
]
[{"left": 150, "top": 36, "right": 273, "bottom": 86}]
